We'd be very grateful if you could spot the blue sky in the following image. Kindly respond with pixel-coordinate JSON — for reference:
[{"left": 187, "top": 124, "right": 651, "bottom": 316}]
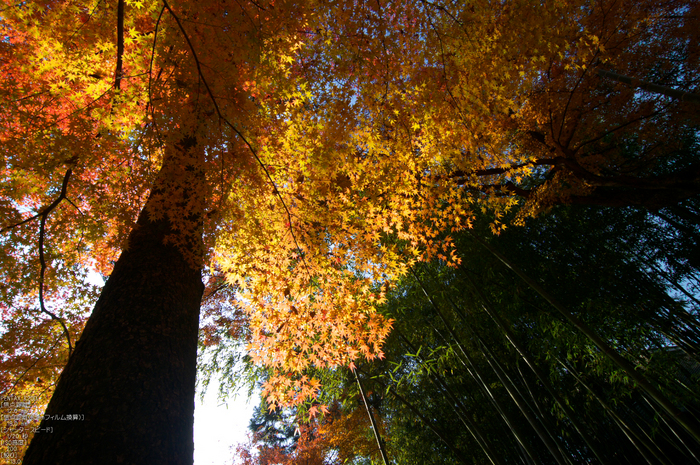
[{"left": 194, "top": 376, "right": 258, "bottom": 465}]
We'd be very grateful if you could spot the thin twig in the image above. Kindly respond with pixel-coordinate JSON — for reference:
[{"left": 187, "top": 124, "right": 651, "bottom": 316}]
[
  {"left": 3, "top": 333, "right": 64, "bottom": 397},
  {"left": 1, "top": 211, "right": 43, "bottom": 233},
  {"left": 247, "top": 0, "right": 266, "bottom": 11}
]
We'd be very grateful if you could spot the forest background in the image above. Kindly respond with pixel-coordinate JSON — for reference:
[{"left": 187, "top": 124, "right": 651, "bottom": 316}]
[{"left": 1, "top": 0, "right": 699, "bottom": 463}]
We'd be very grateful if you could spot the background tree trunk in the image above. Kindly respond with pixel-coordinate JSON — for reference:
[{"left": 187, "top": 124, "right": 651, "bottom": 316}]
[{"left": 22, "top": 137, "right": 205, "bottom": 465}]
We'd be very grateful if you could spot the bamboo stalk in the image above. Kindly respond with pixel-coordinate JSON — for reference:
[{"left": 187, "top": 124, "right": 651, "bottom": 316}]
[
  {"left": 353, "top": 368, "right": 390, "bottom": 465},
  {"left": 408, "top": 266, "right": 568, "bottom": 465},
  {"left": 460, "top": 268, "right": 608, "bottom": 463},
  {"left": 468, "top": 231, "right": 700, "bottom": 444}
]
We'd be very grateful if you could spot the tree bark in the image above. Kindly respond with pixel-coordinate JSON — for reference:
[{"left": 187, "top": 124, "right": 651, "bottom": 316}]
[{"left": 23, "top": 137, "right": 205, "bottom": 465}]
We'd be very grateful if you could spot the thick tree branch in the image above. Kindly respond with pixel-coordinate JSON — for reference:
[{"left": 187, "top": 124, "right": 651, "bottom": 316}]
[
  {"left": 447, "top": 154, "right": 700, "bottom": 209},
  {"left": 37, "top": 169, "right": 74, "bottom": 357},
  {"left": 475, "top": 178, "right": 700, "bottom": 210},
  {"left": 115, "top": 0, "right": 125, "bottom": 89},
  {"left": 596, "top": 68, "right": 700, "bottom": 105},
  {"left": 446, "top": 158, "right": 557, "bottom": 181},
  {"left": 2, "top": 170, "right": 77, "bottom": 356}
]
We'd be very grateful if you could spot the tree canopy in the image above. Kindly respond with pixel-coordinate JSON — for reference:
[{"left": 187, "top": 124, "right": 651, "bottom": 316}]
[
  {"left": 233, "top": 200, "right": 700, "bottom": 464},
  {"left": 1, "top": 0, "right": 699, "bottom": 462}
]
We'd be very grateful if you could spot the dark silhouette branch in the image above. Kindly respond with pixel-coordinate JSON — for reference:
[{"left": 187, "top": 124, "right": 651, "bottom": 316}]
[
  {"left": 596, "top": 68, "right": 700, "bottom": 105},
  {"left": 115, "top": 0, "right": 125, "bottom": 89},
  {"left": 446, "top": 155, "right": 700, "bottom": 209},
  {"left": 1, "top": 211, "right": 43, "bottom": 233},
  {"left": 1, "top": 170, "right": 77, "bottom": 356},
  {"left": 38, "top": 169, "right": 74, "bottom": 357},
  {"left": 3, "top": 333, "right": 65, "bottom": 397},
  {"left": 446, "top": 159, "right": 555, "bottom": 180},
  {"left": 147, "top": 6, "right": 166, "bottom": 110}
]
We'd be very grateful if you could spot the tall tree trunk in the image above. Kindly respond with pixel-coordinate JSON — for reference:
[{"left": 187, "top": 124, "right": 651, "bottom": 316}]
[{"left": 23, "top": 137, "right": 205, "bottom": 465}]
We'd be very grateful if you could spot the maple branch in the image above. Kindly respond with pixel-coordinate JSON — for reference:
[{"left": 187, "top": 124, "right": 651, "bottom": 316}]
[
  {"left": 49, "top": 88, "right": 113, "bottom": 134},
  {"left": 372, "top": 0, "right": 391, "bottom": 102},
  {"left": 0, "top": 172, "right": 80, "bottom": 235},
  {"left": 146, "top": 7, "right": 167, "bottom": 151},
  {"left": 424, "top": 10, "right": 470, "bottom": 130},
  {"left": 557, "top": 53, "right": 597, "bottom": 143},
  {"left": 3, "top": 333, "right": 64, "bottom": 397},
  {"left": 65, "top": 197, "right": 83, "bottom": 215},
  {"left": 596, "top": 68, "right": 700, "bottom": 105},
  {"left": 573, "top": 106, "right": 665, "bottom": 154},
  {"left": 162, "top": 0, "right": 313, "bottom": 280},
  {"left": 11, "top": 91, "right": 49, "bottom": 103},
  {"left": 147, "top": 7, "right": 165, "bottom": 117},
  {"left": 247, "top": 0, "right": 266, "bottom": 10},
  {"left": 448, "top": 148, "right": 700, "bottom": 208},
  {"left": 1, "top": 211, "right": 43, "bottom": 233},
  {"left": 231, "top": 0, "right": 260, "bottom": 30},
  {"left": 0, "top": 171, "right": 78, "bottom": 358},
  {"left": 445, "top": 158, "right": 555, "bottom": 182},
  {"left": 472, "top": 177, "right": 700, "bottom": 210},
  {"left": 418, "top": 0, "right": 464, "bottom": 30},
  {"left": 1, "top": 175, "right": 82, "bottom": 234},
  {"left": 115, "top": 0, "right": 125, "bottom": 89},
  {"left": 37, "top": 169, "right": 74, "bottom": 358}
]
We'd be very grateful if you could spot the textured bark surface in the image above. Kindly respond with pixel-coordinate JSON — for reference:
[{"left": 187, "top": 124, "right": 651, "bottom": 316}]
[{"left": 23, "top": 139, "right": 205, "bottom": 465}]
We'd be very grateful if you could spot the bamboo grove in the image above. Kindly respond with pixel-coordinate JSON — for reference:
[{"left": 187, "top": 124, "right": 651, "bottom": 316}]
[
  {"left": 265, "top": 203, "right": 700, "bottom": 464},
  {"left": 0, "top": 0, "right": 699, "bottom": 462}
]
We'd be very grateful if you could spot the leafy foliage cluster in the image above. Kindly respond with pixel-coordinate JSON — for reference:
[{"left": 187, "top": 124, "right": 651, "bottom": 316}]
[{"left": 237, "top": 201, "right": 700, "bottom": 463}]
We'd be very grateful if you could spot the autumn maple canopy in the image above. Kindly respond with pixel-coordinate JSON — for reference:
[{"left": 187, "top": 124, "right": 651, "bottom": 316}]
[{"left": 1, "top": 0, "right": 699, "bottom": 461}]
